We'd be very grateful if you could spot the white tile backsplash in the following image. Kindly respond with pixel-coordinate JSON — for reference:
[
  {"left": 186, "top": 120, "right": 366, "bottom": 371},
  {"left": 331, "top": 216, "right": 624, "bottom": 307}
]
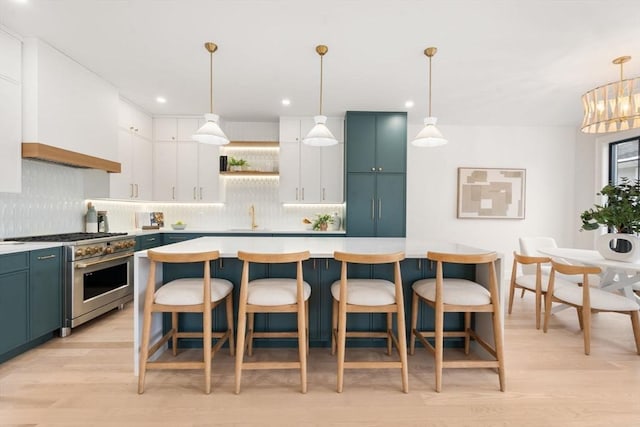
[{"left": 0, "top": 160, "right": 343, "bottom": 238}]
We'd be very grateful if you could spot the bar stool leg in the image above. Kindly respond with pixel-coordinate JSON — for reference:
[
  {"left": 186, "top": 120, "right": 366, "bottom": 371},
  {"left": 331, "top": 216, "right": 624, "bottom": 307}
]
[
  {"left": 464, "top": 312, "right": 471, "bottom": 355},
  {"left": 396, "top": 307, "right": 409, "bottom": 393},
  {"left": 297, "top": 301, "right": 307, "bottom": 394},
  {"left": 203, "top": 307, "right": 212, "bottom": 394},
  {"left": 386, "top": 312, "right": 393, "bottom": 356},
  {"left": 434, "top": 303, "right": 444, "bottom": 393},
  {"left": 235, "top": 306, "right": 247, "bottom": 394},
  {"left": 226, "top": 294, "right": 235, "bottom": 356},
  {"left": 331, "top": 298, "right": 338, "bottom": 355},
  {"left": 247, "top": 312, "right": 255, "bottom": 357},
  {"left": 409, "top": 291, "right": 418, "bottom": 355},
  {"left": 336, "top": 298, "right": 347, "bottom": 393},
  {"left": 492, "top": 310, "right": 506, "bottom": 391},
  {"left": 171, "top": 312, "right": 178, "bottom": 356}
]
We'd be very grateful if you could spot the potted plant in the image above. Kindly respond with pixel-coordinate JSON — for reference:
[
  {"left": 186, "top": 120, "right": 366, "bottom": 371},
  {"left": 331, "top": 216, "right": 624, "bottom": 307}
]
[
  {"left": 312, "top": 213, "right": 334, "bottom": 231},
  {"left": 229, "top": 156, "right": 249, "bottom": 172},
  {"left": 580, "top": 177, "right": 640, "bottom": 258}
]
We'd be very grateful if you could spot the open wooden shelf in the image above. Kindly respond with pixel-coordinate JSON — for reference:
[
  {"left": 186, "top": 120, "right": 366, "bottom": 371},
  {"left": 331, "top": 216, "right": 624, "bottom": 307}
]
[
  {"left": 224, "top": 141, "right": 279, "bottom": 148},
  {"left": 220, "top": 171, "right": 279, "bottom": 176}
]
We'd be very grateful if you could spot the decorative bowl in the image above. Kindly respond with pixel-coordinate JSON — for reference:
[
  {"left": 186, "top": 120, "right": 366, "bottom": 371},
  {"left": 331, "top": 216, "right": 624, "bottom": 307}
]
[{"left": 171, "top": 223, "right": 187, "bottom": 230}]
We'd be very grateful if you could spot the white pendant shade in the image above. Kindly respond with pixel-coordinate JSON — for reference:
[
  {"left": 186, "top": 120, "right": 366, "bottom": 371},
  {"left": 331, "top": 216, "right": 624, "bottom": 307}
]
[
  {"left": 412, "top": 116, "right": 447, "bottom": 147},
  {"left": 303, "top": 115, "right": 338, "bottom": 146},
  {"left": 192, "top": 113, "right": 229, "bottom": 145}
]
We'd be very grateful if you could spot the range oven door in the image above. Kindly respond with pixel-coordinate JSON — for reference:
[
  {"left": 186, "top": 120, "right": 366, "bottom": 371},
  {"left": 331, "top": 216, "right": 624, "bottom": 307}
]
[{"left": 68, "top": 254, "right": 133, "bottom": 327}]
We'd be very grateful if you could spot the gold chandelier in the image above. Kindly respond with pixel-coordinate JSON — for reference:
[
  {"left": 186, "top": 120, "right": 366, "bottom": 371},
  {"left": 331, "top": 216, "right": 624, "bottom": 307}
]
[{"left": 581, "top": 56, "right": 640, "bottom": 134}]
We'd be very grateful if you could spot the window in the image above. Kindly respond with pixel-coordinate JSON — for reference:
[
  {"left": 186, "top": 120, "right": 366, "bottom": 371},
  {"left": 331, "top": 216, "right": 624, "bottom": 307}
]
[{"left": 609, "top": 137, "right": 640, "bottom": 184}]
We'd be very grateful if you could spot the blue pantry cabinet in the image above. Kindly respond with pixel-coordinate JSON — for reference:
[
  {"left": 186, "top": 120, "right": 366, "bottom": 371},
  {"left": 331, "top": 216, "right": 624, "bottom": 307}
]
[{"left": 345, "top": 112, "right": 407, "bottom": 237}]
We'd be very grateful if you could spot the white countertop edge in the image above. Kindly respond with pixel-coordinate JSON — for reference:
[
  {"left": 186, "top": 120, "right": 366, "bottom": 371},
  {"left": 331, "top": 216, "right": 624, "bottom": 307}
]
[
  {"left": 0, "top": 241, "right": 64, "bottom": 254},
  {"left": 134, "top": 236, "right": 502, "bottom": 259},
  {"left": 126, "top": 228, "right": 346, "bottom": 236}
]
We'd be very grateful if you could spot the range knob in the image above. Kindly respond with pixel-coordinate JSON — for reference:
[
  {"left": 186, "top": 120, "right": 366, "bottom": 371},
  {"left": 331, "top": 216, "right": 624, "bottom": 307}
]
[
  {"left": 105, "top": 246, "right": 114, "bottom": 254},
  {"left": 127, "top": 240, "right": 135, "bottom": 248},
  {"left": 75, "top": 248, "right": 85, "bottom": 257}
]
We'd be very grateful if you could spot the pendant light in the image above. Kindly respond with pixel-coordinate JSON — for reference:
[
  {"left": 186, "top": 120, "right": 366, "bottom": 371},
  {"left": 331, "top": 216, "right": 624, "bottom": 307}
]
[
  {"left": 412, "top": 47, "right": 447, "bottom": 147},
  {"left": 192, "top": 42, "right": 229, "bottom": 145},
  {"left": 303, "top": 44, "right": 338, "bottom": 146}
]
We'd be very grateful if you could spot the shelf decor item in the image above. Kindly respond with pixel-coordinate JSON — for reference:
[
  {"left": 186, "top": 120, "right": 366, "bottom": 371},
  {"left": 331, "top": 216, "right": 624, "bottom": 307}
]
[
  {"left": 457, "top": 167, "right": 526, "bottom": 219},
  {"left": 312, "top": 213, "right": 334, "bottom": 231},
  {"left": 580, "top": 177, "right": 640, "bottom": 260},
  {"left": 192, "top": 42, "right": 230, "bottom": 145},
  {"left": 228, "top": 156, "right": 248, "bottom": 171}
]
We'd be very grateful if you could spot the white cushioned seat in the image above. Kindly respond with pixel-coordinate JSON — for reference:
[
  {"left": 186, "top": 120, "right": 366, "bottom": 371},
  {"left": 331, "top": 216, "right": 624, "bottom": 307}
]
[
  {"left": 554, "top": 285, "right": 639, "bottom": 312},
  {"left": 515, "top": 274, "right": 574, "bottom": 292},
  {"left": 155, "top": 278, "right": 233, "bottom": 306},
  {"left": 330, "top": 279, "right": 396, "bottom": 306},
  {"left": 247, "top": 278, "right": 311, "bottom": 306},
  {"left": 412, "top": 278, "right": 491, "bottom": 306}
]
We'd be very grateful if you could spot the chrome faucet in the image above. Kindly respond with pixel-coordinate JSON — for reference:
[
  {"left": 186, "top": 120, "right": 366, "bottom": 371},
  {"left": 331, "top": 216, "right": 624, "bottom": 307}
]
[{"left": 249, "top": 204, "right": 258, "bottom": 230}]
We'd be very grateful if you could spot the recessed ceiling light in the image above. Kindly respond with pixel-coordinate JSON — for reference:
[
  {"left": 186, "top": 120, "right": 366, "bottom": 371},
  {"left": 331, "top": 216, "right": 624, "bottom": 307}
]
[
  {"left": 156, "top": 96, "right": 167, "bottom": 104},
  {"left": 282, "top": 98, "right": 291, "bottom": 106},
  {"left": 405, "top": 100, "right": 414, "bottom": 108}
]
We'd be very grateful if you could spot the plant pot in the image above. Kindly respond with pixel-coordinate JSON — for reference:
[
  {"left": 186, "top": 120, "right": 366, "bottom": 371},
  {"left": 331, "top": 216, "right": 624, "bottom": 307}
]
[
  {"left": 596, "top": 233, "right": 640, "bottom": 262},
  {"left": 229, "top": 165, "right": 242, "bottom": 172},
  {"left": 319, "top": 223, "right": 328, "bottom": 231}
]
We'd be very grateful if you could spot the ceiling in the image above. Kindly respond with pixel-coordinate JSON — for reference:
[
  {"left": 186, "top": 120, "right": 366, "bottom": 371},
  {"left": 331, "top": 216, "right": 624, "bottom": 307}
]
[{"left": 1, "top": 0, "right": 639, "bottom": 128}]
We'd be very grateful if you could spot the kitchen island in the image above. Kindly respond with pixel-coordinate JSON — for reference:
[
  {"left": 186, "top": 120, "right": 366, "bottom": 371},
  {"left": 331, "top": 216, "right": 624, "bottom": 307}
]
[{"left": 133, "top": 236, "right": 503, "bottom": 375}]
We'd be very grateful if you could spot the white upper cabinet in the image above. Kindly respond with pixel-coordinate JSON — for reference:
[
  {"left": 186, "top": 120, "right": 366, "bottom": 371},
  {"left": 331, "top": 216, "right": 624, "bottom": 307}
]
[
  {"left": 279, "top": 116, "right": 344, "bottom": 203},
  {"left": 22, "top": 38, "right": 118, "bottom": 162},
  {"left": 0, "top": 29, "right": 21, "bottom": 193},
  {"left": 152, "top": 116, "right": 221, "bottom": 202},
  {"left": 109, "top": 100, "right": 152, "bottom": 200}
]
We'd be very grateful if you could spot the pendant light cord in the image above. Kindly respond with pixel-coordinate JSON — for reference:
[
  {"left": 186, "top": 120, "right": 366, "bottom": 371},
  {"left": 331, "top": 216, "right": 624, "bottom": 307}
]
[
  {"left": 319, "top": 54, "right": 324, "bottom": 115},
  {"left": 209, "top": 50, "right": 214, "bottom": 114},
  {"left": 428, "top": 54, "right": 432, "bottom": 117}
]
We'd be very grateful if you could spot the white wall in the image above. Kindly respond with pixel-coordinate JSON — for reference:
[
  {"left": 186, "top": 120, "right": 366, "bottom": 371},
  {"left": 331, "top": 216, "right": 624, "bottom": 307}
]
[{"left": 407, "top": 124, "right": 578, "bottom": 276}]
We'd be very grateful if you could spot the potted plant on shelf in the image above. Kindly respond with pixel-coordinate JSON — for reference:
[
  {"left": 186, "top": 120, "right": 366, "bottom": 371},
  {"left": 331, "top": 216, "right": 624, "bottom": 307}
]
[
  {"left": 580, "top": 177, "right": 640, "bottom": 260},
  {"left": 229, "top": 156, "right": 249, "bottom": 172},
  {"left": 312, "top": 213, "right": 334, "bottom": 231}
]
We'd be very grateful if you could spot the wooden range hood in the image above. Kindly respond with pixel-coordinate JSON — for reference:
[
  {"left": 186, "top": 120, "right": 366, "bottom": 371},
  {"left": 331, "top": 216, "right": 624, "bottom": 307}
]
[{"left": 22, "top": 143, "right": 121, "bottom": 173}]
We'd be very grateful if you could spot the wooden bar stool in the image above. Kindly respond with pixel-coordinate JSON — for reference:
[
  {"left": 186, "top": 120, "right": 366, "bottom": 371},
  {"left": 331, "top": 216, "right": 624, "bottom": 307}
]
[
  {"left": 235, "top": 250, "right": 311, "bottom": 394},
  {"left": 138, "top": 250, "right": 234, "bottom": 394},
  {"left": 410, "top": 251, "right": 505, "bottom": 392},
  {"left": 543, "top": 259, "right": 640, "bottom": 355},
  {"left": 331, "top": 251, "right": 408, "bottom": 393}
]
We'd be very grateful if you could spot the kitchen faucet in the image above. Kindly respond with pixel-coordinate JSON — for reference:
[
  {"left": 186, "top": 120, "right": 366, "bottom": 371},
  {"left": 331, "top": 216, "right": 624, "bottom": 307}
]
[{"left": 249, "top": 204, "right": 258, "bottom": 230}]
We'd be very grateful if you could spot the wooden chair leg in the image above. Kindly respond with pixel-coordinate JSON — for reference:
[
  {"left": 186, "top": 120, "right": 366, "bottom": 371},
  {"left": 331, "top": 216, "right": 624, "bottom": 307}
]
[
  {"left": 247, "top": 312, "right": 255, "bottom": 357},
  {"left": 630, "top": 311, "right": 640, "bottom": 355},
  {"left": 520, "top": 288, "right": 526, "bottom": 298},
  {"left": 535, "top": 289, "right": 542, "bottom": 330},
  {"left": 464, "top": 312, "right": 471, "bottom": 355},
  {"left": 305, "top": 300, "right": 310, "bottom": 356},
  {"left": 409, "top": 291, "right": 419, "bottom": 355},
  {"left": 337, "top": 299, "right": 347, "bottom": 393},
  {"left": 203, "top": 306, "right": 212, "bottom": 394},
  {"left": 576, "top": 307, "right": 584, "bottom": 331},
  {"left": 331, "top": 298, "right": 338, "bottom": 356},
  {"left": 137, "top": 307, "right": 153, "bottom": 394},
  {"left": 543, "top": 294, "right": 553, "bottom": 333},
  {"left": 434, "top": 303, "right": 444, "bottom": 393},
  {"left": 226, "top": 294, "right": 235, "bottom": 356},
  {"left": 582, "top": 307, "right": 591, "bottom": 355},
  {"left": 396, "top": 309, "right": 409, "bottom": 394},
  {"left": 297, "top": 301, "right": 307, "bottom": 394},
  {"left": 507, "top": 282, "right": 516, "bottom": 314},
  {"left": 171, "top": 312, "right": 178, "bottom": 356},
  {"left": 235, "top": 307, "right": 247, "bottom": 394},
  {"left": 386, "top": 312, "right": 392, "bottom": 356},
  {"left": 492, "top": 310, "right": 506, "bottom": 392}
]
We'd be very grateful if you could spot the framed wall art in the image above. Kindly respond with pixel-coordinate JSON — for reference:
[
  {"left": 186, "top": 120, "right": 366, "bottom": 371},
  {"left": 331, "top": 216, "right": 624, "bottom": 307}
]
[{"left": 457, "top": 167, "right": 526, "bottom": 219}]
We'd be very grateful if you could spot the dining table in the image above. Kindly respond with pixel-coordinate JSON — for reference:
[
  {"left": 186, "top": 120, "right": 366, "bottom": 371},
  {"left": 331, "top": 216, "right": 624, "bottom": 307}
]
[{"left": 537, "top": 247, "right": 640, "bottom": 305}]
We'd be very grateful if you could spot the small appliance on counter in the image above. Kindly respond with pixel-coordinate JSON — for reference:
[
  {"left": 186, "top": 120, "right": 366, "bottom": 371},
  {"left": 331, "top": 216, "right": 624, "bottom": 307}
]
[{"left": 85, "top": 202, "right": 98, "bottom": 233}]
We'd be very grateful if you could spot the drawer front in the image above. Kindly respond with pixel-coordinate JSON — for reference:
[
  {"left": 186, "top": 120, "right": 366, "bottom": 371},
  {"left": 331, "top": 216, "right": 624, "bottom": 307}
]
[{"left": 0, "top": 252, "right": 29, "bottom": 274}]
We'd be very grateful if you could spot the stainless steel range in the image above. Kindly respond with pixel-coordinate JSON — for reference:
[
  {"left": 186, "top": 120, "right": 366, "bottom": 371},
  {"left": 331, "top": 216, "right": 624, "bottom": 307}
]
[{"left": 7, "top": 232, "right": 136, "bottom": 336}]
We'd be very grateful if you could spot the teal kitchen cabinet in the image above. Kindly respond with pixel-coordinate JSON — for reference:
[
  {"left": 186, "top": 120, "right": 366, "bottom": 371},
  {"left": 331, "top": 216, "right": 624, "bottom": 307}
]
[
  {"left": 345, "top": 111, "right": 406, "bottom": 237},
  {"left": 29, "top": 248, "right": 63, "bottom": 339},
  {"left": 135, "top": 234, "right": 162, "bottom": 251},
  {"left": 0, "top": 253, "right": 29, "bottom": 355}
]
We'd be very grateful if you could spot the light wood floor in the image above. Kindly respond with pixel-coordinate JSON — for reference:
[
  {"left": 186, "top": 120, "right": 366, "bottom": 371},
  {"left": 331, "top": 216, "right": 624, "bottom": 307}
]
[{"left": 1, "top": 295, "right": 639, "bottom": 426}]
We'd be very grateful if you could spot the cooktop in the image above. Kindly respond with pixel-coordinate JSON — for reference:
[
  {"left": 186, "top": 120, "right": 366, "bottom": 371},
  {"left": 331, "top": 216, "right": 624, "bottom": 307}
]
[{"left": 5, "top": 232, "right": 128, "bottom": 242}]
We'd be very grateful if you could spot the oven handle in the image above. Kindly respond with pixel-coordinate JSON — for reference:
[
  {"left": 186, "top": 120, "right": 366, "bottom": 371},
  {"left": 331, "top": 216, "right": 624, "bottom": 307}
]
[{"left": 75, "top": 253, "right": 132, "bottom": 269}]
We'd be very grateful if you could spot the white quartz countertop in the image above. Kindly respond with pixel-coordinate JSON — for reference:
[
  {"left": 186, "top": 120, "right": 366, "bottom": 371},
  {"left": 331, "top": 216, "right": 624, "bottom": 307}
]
[
  {"left": 135, "top": 236, "right": 498, "bottom": 259},
  {"left": 127, "top": 228, "right": 346, "bottom": 236},
  {"left": 0, "top": 241, "right": 63, "bottom": 255}
]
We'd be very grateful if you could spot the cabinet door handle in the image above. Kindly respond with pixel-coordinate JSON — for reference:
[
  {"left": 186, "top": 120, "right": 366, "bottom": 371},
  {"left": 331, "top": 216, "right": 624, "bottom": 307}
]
[
  {"left": 37, "top": 254, "right": 56, "bottom": 260},
  {"left": 193, "top": 186, "right": 197, "bottom": 200},
  {"left": 301, "top": 187, "right": 305, "bottom": 200},
  {"left": 172, "top": 186, "right": 175, "bottom": 200},
  {"left": 219, "top": 258, "right": 224, "bottom": 269},
  {"left": 378, "top": 198, "right": 382, "bottom": 218},
  {"left": 200, "top": 187, "right": 203, "bottom": 200},
  {"left": 322, "top": 188, "right": 326, "bottom": 200},
  {"left": 130, "top": 184, "right": 134, "bottom": 198},
  {"left": 296, "top": 187, "right": 299, "bottom": 200},
  {"left": 371, "top": 198, "right": 375, "bottom": 220},
  {"left": 135, "top": 184, "right": 139, "bottom": 198},
  {"left": 147, "top": 237, "right": 156, "bottom": 242}
]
